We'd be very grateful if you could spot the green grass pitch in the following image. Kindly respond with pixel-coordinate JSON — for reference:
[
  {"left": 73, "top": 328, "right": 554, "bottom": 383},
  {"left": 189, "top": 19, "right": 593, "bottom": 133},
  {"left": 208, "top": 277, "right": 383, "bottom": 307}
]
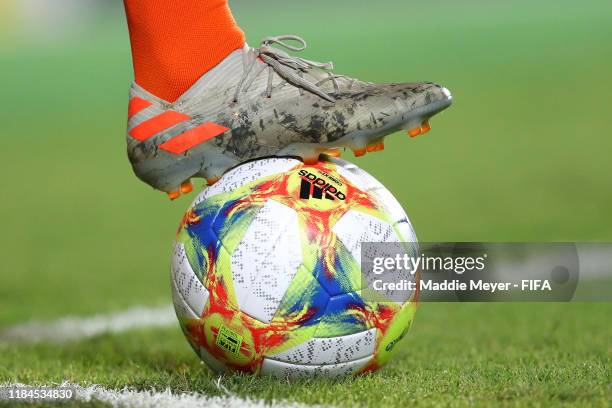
[
  {"left": 0, "top": 304, "right": 610, "bottom": 407},
  {"left": 0, "top": 303, "right": 612, "bottom": 407},
  {"left": 0, "top": 0, "right": 611, "bottom": 406}
]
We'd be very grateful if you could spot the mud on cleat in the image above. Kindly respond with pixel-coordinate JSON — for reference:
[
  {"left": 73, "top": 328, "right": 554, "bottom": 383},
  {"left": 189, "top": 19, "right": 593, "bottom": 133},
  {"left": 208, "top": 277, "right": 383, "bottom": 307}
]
[{"left": 126, "top": 35, "right": 452, "bottom": 197}]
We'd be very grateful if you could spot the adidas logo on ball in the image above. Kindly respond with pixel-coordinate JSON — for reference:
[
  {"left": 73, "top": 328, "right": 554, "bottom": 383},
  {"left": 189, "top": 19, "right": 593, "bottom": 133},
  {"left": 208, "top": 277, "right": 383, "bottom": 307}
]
[{"left": 298, "top": 169, "right": 346, "bottom": 201}]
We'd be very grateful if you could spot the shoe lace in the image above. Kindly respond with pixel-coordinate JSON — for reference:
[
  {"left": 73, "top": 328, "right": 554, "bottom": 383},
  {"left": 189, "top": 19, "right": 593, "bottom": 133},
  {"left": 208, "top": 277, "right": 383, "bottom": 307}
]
[{"left": 234, "top": 35, "right": 350, "bottom": 103}]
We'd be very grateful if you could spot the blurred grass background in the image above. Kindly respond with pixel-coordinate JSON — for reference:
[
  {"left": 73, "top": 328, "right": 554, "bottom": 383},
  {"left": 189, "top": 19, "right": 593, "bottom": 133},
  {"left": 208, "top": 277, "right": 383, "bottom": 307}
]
[{"left": 0, "top": 0, "right": 611, "bottom": 323}]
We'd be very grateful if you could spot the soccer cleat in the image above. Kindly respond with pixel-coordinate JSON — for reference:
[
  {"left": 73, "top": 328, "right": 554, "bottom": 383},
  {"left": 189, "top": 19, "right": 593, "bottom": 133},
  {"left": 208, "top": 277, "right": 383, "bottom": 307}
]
[{"left": 126, "top": 35, "right": 452, "bottom": 197}]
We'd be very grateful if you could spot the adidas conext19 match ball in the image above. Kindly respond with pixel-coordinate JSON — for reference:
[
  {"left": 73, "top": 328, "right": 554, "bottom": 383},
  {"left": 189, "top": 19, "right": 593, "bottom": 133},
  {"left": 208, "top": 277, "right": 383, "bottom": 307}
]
[{"left": 171, "top": 157, "right": 419, "bottom": 378}]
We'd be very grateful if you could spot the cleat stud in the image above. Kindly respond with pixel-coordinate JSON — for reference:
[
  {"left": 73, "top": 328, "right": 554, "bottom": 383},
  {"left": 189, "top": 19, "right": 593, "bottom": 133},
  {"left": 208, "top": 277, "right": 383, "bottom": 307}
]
[
  {"left": 302, "top": 156, "right": 319, "bottom": 165},
  {"left": 167, "top": 191, "right": 181, "bottom": 200},
  {"left": 180, "top": 181, "right": 193, "bottom": 194},
  {"left": 352, "top": 147, "right": 367, "bottom": 157},
  {"left": 421, "top": 120, "right": 431, "bottom": 134},
  {"left": 408, "top": 127, "right": 422, "bottom": 138},
  {"left": 206, "top": 177, "right": 220, "bottom": 186},
  {"left": 366, "top": 141, "right": 385, "bottom": 152},
  {"left": 323, "top": 149, "right": 341, "bottom": 158}
]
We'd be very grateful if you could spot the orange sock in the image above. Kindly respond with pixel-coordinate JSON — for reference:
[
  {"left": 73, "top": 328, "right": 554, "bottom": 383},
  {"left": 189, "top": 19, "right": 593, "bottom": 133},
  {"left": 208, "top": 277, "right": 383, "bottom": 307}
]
[{"left": 123, "top": 0, "right": 245, "bottom": 102}]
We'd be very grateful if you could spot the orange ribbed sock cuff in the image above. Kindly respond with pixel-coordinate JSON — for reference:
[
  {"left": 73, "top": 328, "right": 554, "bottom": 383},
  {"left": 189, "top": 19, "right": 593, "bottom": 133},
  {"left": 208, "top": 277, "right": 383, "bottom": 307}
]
[{"left": 124, "top": 0, "right": 245, "bottom": 102}]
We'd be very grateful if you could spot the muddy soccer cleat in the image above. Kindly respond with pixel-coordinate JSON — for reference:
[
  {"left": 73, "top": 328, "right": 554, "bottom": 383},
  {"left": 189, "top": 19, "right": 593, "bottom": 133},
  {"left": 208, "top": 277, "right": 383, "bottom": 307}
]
[{"left": 126, "top": 35, "right": 452, "bottom": 199}]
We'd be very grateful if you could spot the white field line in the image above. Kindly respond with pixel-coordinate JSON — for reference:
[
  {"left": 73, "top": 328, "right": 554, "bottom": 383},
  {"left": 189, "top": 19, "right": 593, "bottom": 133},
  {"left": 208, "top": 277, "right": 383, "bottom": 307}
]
[
  {"left": 0, "top": 305, "right": 176, "bottom": 344},
  {"left": 2, "top": 382, "right": 322, "bottom": 408},
  {"left": 0, "top": 310, "right": 327, "bottom": 408}
]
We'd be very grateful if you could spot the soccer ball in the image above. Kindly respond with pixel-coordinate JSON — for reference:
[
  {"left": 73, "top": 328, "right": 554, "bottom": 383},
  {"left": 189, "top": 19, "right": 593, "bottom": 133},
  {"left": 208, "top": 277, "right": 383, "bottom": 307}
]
[{"left": 171, "top": 157, "right": 419, "bottom": 378}]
